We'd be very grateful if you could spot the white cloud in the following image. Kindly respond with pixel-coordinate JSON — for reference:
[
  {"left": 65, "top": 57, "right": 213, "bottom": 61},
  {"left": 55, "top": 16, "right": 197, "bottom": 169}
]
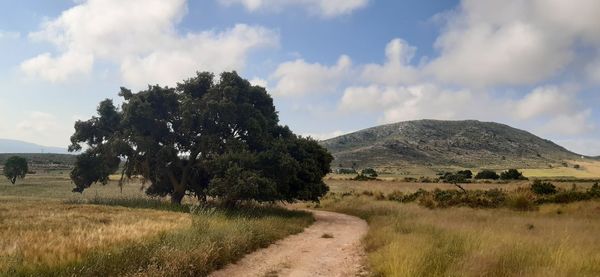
[
  {"left": 339, "top": 84, "right": 502, "bottom": 124},
  {"left": 361, "top": 39, "right": 420, "bottom": 85},
  {"left": 219, "top": 0, "right": 369, "bottom": 17},
  {"left": 426, "top": 0, "right": 600, "bottom": 87},
  {"left": 249, "top": 77, "right": 268, "bottom": 88},
  {"left": 21, "top": 52, "right": 94, "bottom": 83},
  {"left": 515, "top": 86, "right": 576, "bottom": 119},
  {"left": 271, "top": 55, "right": 352, "bottom": 96},
  {"left": 537, "top": 110, "right": 595, "bottom": 136},
  {"left": 12, "top": 112, "right": 70, "bottom": 147},
  {"left": 21, "top": 0, "right": 278, "bottom": 87},
  {"left": 302, "top": 130, "right": 345, "bottom": 140}
]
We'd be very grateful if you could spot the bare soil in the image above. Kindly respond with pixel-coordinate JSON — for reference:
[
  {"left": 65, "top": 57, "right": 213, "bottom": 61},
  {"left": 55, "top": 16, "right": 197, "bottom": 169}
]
[{"left": 209, "top": 210, "right": 368, "bottom": 277}]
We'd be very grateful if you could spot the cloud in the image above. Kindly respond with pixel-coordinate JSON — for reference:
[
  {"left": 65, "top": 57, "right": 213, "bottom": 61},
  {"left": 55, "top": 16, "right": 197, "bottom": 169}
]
[
  {"left": 537, "top": 110, "right": 595, "bottom": 136},
  {"left": 515, "top": 85, "right": 577, "bottom": 119},
  {"left": 21, "top": 0, "right": 278, "bottom": 87},
  {"left": 270, "top": 55, "right": 352, "bottom": 96},
  {"left": 11, "top": 112, "right": 71, "bottom": 147},
  {"left": 425, "top": 0, "right": 600, "bottom": 87},
  {"left": 361, "top": 39, "right": 420, "bottom": 85},
  {"left": 301, "top": 130, "right": 345, "bottom": 140},
  {"left": 219, "top": 0, "right": 369, "bottom": 17},
  {"left": 555, "top": 138, "right": 600, "bottom": 156},
  {"left": 339, "top": 84, "right": 500, "bottom": 123},
  {"left": 249, "top": 77, "right": 268, "bottom": 88}
]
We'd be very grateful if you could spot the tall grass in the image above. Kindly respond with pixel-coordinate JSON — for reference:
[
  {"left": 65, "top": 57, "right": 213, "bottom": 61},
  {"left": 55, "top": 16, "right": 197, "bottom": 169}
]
[
  {"left": 3, "top": 200, "right": 313, "bottom": 277},
  {"left": 319, "top": 195, "right": 600, "bottom": 277}
]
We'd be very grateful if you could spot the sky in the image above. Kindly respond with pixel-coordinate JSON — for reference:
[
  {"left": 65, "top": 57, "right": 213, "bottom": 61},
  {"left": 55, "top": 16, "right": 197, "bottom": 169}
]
[{"left": 0, "top": 0, "right": 599, "bottom": 155}]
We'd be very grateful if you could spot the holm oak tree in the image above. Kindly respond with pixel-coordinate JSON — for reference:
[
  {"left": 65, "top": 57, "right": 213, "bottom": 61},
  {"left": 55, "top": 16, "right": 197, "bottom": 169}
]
[{"left": 68, "top": 72, "right": 332, "bottom": 205}]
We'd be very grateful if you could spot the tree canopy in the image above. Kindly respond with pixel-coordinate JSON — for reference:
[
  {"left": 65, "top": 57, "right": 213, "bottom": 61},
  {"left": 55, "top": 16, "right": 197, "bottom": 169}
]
[
  {"left": 69, "top": 71, "right": 333, "bottom": 204},
  {"left": 3, "top": 156, "right": 28, "bottom": 184}
]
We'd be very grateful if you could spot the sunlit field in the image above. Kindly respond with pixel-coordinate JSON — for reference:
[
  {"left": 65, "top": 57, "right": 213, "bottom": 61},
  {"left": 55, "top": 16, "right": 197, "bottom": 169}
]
[
  {"left": 320, "top": 179, "right": 600, "bottom": 277},
  {"left": 0, "top": 172, "right": 313, "bottom": 276}
]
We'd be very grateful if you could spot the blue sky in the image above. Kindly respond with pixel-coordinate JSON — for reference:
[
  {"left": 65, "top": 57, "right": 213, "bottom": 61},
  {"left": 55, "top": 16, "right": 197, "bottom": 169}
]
[{"left": 1, "top": 0, "right": 599, "bottom": 155}]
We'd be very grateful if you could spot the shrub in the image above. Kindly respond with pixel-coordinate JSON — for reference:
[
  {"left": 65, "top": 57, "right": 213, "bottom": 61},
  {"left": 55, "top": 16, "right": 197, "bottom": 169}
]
[
  {"left": 500, "top": 169, "right": 527, "bottom": 180},
  {"left": 457, "top": 170, "right": 473, "bottom": 179},
  {"left": 337, "top": 168, "right": 358, "bottom": 174},
  {"left": 353, "top": 174, "right": 377, "bottom": 181},
  {"left": 506, "top": 191, "right": 538, "bottom": 211},
  {"left": 361, "top": 168, "right": 378, "bottom": 178},
  {"left": 387, "top": 190, "right": 404, "bottom": 201},
  {"left": 474, "top": 170, "right": 500, "bottom": 180},
  {"left": 530, "top": 180, "right": 557, "bottom": 195}
]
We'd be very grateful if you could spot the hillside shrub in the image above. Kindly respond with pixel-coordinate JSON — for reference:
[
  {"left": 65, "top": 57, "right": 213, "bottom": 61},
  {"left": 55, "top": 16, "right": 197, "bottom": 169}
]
[
  {"left": 457, "top": 170, "right": 473, "bottom": 179},
  {"left": 530, "top": 180, "right": 557, "bottom": 195},
  {"left": 474, "top": 170, "right": 500, "bottom": 180},
  {"left": 500, "top": 169, "right": 527, "bottom": 180},
  {"left": 337, "top": 168, "right": 357, "bottom": 174},
  {"left": 506, "top": 189, "right": 538, "bottom": 211},
  {"left": 361, "top": 168, "right": 378, "bottom": 178}
]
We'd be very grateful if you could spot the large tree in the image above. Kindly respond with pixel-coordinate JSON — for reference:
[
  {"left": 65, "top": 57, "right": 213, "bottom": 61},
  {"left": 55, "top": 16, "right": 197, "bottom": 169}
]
[
  {"left": 3, "top": 156, "right": 28, "bottom": 184},
  {"left": 69, "top": 71, "right": 332, "bottom": 204}
]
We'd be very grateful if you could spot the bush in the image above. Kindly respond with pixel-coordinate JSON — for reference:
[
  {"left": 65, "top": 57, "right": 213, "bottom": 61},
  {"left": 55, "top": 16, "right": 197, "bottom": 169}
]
[
  {"left": 337, "top": 168, "right": 357, "bottom": 174},
  {"left": 530, "top": 180, "right": 557, "bottom": 195},
  {"left": 353, "top": 174, "right": 377, "bottom": 181},
  {"left": 474, "top": 170, "right": 500, "bottom": 180},
  {"left": 500, "top": 169, "right": 527, "bottom": 180},
  {"left": 506, "top": 190, "right": 538, "bottom": 211},
  {"left": 456, "top": 170, "right": 473, "bottom": 179},
  {"left": 361, "top": 168, "right": 378, "bottom": 178},
  {"left": 386, "top": 190, "right": 404, "bottom": 201}
]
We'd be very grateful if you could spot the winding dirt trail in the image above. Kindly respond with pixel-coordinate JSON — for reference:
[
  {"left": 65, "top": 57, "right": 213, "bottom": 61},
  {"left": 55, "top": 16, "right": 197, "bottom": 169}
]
[{"left": 209, "top": 210, "right": 369, "bottom": 277}]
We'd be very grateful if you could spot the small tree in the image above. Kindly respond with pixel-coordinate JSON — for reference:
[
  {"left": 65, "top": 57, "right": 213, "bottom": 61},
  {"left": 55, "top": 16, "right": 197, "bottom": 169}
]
[
  {"left": 456, "top": 170, "right": 473, "bottom": 179},
  {"left": 361, "top": 168, "right": 378, "bottom": 178},
  {"left": 3, "top": 156, "right": 28, "bottom": 184},
  {"left": 474, "top": 170, "right": 500, "bottom": 180},
  {"left": 500, "top": 169, "right": 526, "bottom": 180},
  {"left": 530, "top": 180, "right": 557, "bottom": 195}
]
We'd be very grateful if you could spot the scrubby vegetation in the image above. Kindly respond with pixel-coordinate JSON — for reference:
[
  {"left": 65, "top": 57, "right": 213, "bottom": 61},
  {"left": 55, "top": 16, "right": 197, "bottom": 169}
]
[
  {"left": 331, "top": 181, "right": 600, "bottom": 211},
  {"left": 500, "top": 169, "right": 527, "bottom": 180},
  {"left": 319, "top": 183, "right": 600, "bottom": 277},
  {"left": 474, "top": 169, "right": 500, "bottom": 180}
]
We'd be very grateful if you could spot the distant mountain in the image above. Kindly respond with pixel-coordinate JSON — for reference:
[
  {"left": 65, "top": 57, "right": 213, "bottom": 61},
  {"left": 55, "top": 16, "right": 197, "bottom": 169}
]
[
  {"left": 0, "top": 138, "right": 68, "bottom": 154},
  {"left": 321, "top": 120, "right": 583, "bottom": 169}
]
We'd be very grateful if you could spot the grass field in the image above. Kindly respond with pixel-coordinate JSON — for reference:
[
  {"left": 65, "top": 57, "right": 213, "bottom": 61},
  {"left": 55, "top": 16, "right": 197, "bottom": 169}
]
[
  {"left": 319, "top": 179, "right": 600, "bottom": 277},
  {"left": 0, "top": 172, "right": 313, "bottom": 276}
]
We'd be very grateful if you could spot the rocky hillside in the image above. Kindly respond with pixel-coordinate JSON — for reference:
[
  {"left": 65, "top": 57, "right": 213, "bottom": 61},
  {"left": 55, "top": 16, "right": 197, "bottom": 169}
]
[{"left": 321, "top": 120, "right": 582, "bottom": 169}]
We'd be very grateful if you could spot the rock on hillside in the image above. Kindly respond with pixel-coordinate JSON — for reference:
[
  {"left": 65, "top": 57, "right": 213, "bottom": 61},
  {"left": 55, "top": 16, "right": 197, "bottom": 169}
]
[{"left": 321, "top": 120, "right": 582, "bottom": 169}]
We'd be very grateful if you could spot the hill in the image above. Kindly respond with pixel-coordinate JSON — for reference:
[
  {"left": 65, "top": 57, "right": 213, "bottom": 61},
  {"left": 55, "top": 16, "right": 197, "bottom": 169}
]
[
  {"left": 0, "top": 138, "right": 67, "bottom": 154},
  {"left": 321, "top": 120, "right": 583, "bottom": 169}
]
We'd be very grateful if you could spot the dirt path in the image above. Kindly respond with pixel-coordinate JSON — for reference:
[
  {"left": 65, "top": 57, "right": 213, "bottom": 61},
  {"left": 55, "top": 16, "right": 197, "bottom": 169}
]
[{"left": 209, "top": 210, "right": 369, "bottom": 277}]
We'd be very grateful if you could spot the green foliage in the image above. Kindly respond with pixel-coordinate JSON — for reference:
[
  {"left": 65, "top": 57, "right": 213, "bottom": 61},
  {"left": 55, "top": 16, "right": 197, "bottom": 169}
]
[
  {"left": 530, "top": 180, "right": 557, "bottom": 195},
  {"left": 456, "top": 170, "right": 473, "bottom": 179},
  {"left": 352, "top": 174, "right": 377, "bottom": 181},
  {"left": 3, "top": 156, "right": 28, "bottom": 184},
  {"left": 337, "top": 168, "right": 357, "bottom": 174},
  {"left": 361, "top": 168, "right": 378, "bottom": 178},
  {"left": 474, "top": 169, "right": 500, "bottom": 180},
  {"left": 500, "top": 169, "right": 527, "bottom": 180},
  {"left": 68, "top": 71, "right": 332, "bottom": 204}
]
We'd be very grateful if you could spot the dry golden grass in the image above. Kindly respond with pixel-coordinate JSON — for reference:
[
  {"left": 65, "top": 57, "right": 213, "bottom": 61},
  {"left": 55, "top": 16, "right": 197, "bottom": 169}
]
[
  {"left": 0, "top": 172, "right": 313, "bottom": 276},
  {"left": 320, "top": 195, "right": 600, "bottom": 277},
  {"left": 0, "top": 197, "right": 191, "bottom": 271}
]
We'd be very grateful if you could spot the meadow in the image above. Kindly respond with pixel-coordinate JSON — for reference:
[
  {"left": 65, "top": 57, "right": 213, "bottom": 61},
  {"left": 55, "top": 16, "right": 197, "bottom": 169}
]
[
  {"left": 0, "top": 172, "right": 313, "bottom": 276},
  {"left": 318, "top": 179, "right": 600, "bottom": 277}
]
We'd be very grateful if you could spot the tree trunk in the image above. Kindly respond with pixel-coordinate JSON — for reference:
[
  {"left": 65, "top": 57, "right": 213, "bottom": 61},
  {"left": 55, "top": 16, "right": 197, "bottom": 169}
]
[{"left": 171, "top": 189, "right": 185, "bottom": 205}]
